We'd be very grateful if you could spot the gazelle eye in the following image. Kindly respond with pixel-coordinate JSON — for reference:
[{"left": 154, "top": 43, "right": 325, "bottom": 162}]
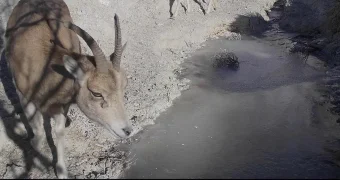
[{"left": 91, "top": 91, "right": 102, "bottom": 98}]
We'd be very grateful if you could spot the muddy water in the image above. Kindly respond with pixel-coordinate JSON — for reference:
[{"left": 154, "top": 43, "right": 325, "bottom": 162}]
[
  {"left": 125, "top": 39, "right": 340, "bottom": 178},
  {"left": 122, "top": 36, "right": 340, "bottom": 178},
  {"left": 122, "top": 1, "right": 340, "bottom": 177}
]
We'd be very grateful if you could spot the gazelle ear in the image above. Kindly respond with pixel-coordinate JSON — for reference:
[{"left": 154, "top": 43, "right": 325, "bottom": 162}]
[{"left": 63, "top": 55, "right": 86, "bottom": 85}]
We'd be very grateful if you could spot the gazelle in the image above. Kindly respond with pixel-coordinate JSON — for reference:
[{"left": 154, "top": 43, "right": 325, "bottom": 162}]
[
  {"left": 172, "top": 0, "right": 217, "bottom": 18},
  {"left": 4, "top": 0, "right": 132, "bottom": 178}
]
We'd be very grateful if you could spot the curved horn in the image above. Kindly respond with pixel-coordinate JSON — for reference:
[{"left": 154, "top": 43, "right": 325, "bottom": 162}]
[
  {"left": 110, "top": 14, "right": 123, "bottom": 70},
  {"left": 48, "top": 19, "right": 108, "bottom": 73}
]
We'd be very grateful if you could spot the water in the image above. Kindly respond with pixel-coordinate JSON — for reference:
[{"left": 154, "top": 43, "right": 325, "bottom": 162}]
[
  {"left": 122, "top": 1, "right": 340, "bottom": 178},
  {"left": 122, "top": 36, "right": 340, "bottom": 179}
]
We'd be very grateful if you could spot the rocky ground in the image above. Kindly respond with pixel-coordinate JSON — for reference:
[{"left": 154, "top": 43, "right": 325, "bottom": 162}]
[
  {"left": 277, "top": 0, "right": 340, "bottom": 127},
  {"left": 0, "top": 0, "right": 303, "bottom": 178}
]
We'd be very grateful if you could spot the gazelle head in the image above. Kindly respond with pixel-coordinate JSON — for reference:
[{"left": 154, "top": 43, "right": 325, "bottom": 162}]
[{"left": 59, "top": 14, "right": 132, "bottom": 138}]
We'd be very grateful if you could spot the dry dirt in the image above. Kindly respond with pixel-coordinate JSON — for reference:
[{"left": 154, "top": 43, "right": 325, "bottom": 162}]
[{"left": 0, "top": 0, "right": 276, "bottom": 178}]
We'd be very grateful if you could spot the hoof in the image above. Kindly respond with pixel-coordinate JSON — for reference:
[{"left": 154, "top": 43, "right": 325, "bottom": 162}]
[{"left": 56, "top": 164, "right": 68, "bottom": 179}]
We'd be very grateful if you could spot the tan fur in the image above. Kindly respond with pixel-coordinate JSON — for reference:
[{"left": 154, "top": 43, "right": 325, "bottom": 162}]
[
  {"left": 5, "top": 0, "right": 81, "bottom": 114},
  {"left": 5, "top": 0, "right": 131, "bottom": 178}
]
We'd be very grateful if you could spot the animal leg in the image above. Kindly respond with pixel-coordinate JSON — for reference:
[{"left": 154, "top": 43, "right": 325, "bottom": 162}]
[
  {"left": 23, "top": 102, "right": 46, "bottom": 170},
  {"left": 206, "top": 0, "right": 216, "bottom": 14},
  {"left": 186, "top": 0, "right": 191, "bottom": 13},
  {"left": 13, "top": 90, "right": 29, "bottom": 137},
  {"left": 213, "top": 0, "right": 218, "bottom": 10},
  {"left": 23, "top": 102, "right": 44, "bottom": 150},
  {"left": 173, "top": 0, "right": 182, "bottom": 17},
  {"left": 53, "top": 114, "right": 68, "bottom": 179}
]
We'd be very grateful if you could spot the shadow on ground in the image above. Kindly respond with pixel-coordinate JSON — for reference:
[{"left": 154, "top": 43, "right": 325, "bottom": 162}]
[{"left": 228, "top": 12, "right": 269, "bottom": 37}]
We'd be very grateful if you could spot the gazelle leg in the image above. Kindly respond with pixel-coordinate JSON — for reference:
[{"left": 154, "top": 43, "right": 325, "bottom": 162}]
[
  {"left": 213, "top": 0, "right": 217, "bottom": 10},
  {"left": 22, "top": 102, "right": 44, "bottom": 151},
  {"left": 206, "top": 0, "right": 216, "bottom": 14},
  {"left": 173, "top": 0, "right": 181, "bottom": 17},
  {"left": 186, "top": 0, "right": 191, "bottom": 13},
  {"left": 53, "top": 114, "right": 68, "bottom": 179},
  {"left": 13, "top": 90, "right": 30, "bottom": 138},
  {"left": 22, "top": 102, "right": 46, "bottom": 170}
]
